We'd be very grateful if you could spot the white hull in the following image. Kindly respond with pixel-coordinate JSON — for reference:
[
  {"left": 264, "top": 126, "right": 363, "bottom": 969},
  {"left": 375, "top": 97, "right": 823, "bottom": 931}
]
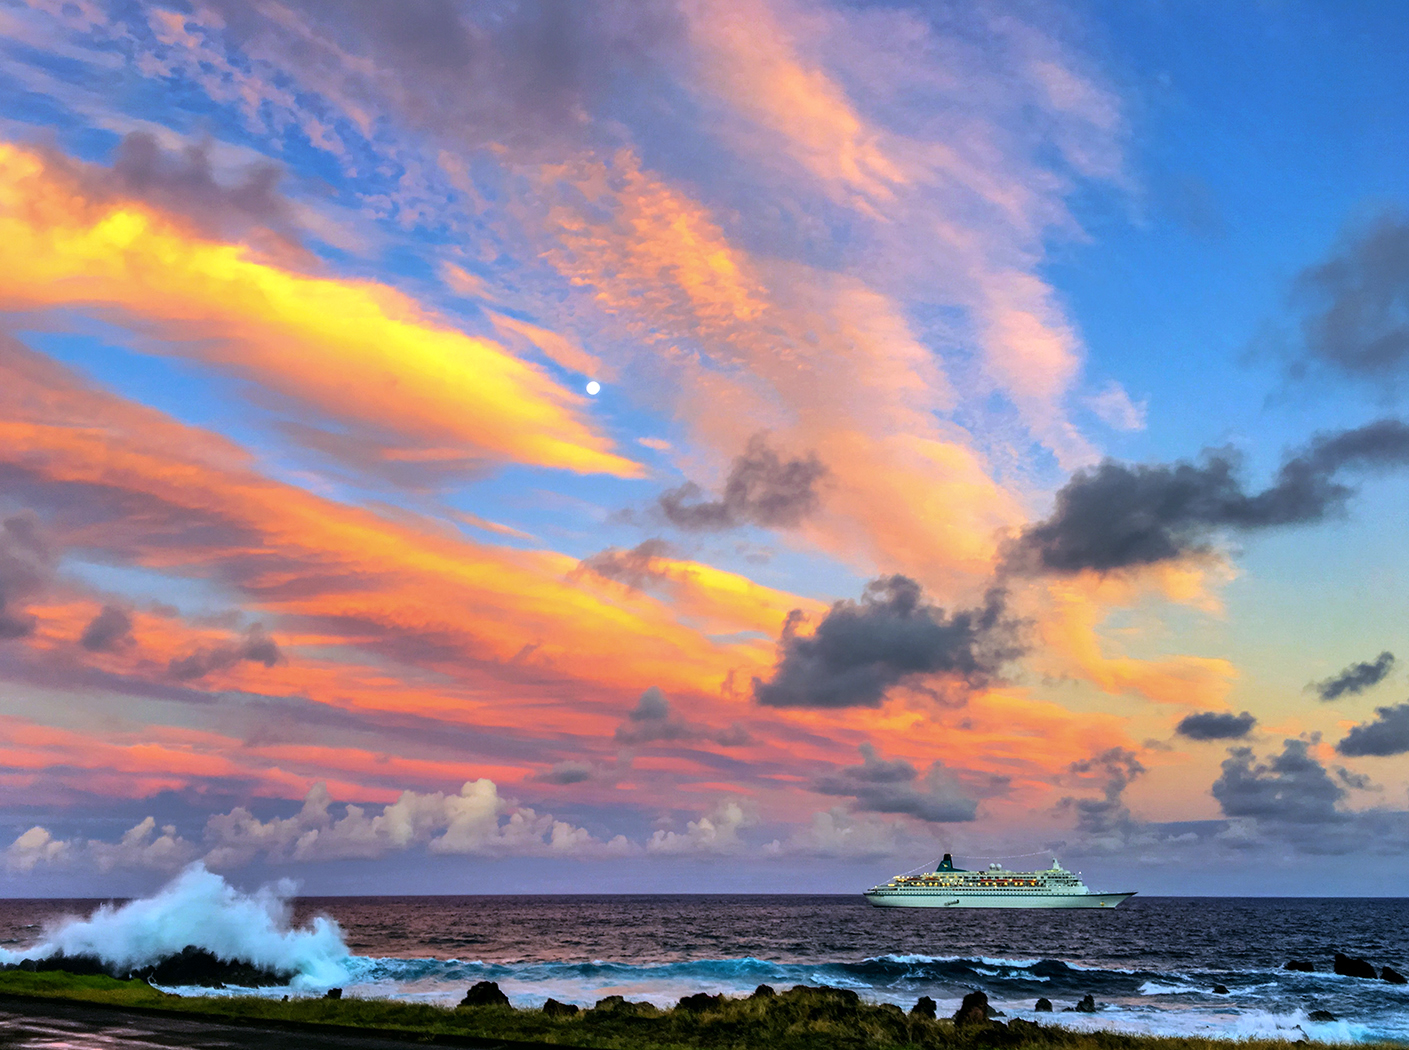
[{"left": 864, "top": 890, "right": 1134, "bottom": 909}]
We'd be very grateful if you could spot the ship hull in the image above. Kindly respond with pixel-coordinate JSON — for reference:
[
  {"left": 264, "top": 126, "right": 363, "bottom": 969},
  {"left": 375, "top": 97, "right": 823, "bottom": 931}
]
[{"left": 863, "top": 891, "right": 1135, "bottom": 909}]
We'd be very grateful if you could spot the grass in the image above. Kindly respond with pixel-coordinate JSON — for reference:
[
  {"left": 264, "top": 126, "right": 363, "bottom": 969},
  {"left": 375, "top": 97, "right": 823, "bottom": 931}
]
[{"left": 0, "top": 971, "right": 1394, "bottom": 1050}]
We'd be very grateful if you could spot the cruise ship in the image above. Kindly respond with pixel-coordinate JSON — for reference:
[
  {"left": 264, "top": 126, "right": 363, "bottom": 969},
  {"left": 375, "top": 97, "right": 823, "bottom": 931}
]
[{"left": 863, "top": 854, "right": 1134, "bottom": 909}]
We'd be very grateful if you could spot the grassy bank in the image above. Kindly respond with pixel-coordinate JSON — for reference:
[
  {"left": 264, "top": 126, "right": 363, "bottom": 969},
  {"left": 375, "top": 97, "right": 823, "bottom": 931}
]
[{"left": 0, "top": 971, "right": 1385, "bottom": 1050}]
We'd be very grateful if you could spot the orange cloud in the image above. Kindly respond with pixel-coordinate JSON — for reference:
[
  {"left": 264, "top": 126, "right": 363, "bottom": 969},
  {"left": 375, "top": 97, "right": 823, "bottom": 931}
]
[
  {"left": 1023, "top": 571, "right": 1238, "bottom": 708},
  {"left": 0, "top": 141, "right": 638, "bottom": 479}
]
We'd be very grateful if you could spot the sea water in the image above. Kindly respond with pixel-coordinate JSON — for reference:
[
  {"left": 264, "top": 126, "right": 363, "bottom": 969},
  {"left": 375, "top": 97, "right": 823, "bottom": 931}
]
[{"left": 0, "top": 874, "right": 1405, "bottom": 1044}]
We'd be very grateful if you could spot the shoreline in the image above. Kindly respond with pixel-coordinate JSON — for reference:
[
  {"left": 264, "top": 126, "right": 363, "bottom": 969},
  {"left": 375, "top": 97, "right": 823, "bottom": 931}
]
[{"left": 1, "top": 971, "right": 1402, "bottom": 1050}]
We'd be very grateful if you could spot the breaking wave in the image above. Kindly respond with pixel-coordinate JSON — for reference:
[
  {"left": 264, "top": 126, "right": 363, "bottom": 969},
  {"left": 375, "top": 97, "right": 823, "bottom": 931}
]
[{"left": 0, "top": 864, "right": 350, "bottom": 987}]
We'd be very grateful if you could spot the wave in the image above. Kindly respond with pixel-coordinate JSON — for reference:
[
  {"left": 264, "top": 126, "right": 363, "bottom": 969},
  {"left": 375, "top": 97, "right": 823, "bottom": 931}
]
[{"left": 0, "top": 864, "right": 350, "bottom": 987}]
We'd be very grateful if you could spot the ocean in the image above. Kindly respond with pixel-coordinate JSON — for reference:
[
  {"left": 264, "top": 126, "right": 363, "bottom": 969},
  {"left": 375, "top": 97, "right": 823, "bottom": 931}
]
[{"left": 1, "top": 886, "right": 1406, "bottom": 1044}]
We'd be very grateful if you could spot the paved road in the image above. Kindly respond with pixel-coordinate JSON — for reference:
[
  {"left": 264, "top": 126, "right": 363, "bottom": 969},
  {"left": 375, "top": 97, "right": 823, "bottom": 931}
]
[{"left": 0, "top": 998, "right": 558, "bottom": 1050}]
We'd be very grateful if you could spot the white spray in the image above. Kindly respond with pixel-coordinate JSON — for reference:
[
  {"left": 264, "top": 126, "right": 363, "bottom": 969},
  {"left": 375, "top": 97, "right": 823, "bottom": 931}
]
[{"left": 0, "top": 863, "right": 350, "bottom": 987}]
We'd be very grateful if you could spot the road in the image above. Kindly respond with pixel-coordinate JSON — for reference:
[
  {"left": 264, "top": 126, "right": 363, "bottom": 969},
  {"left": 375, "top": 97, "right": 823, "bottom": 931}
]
[{"left": 0, "top": 998, "right": 560, "bottom": 1050}]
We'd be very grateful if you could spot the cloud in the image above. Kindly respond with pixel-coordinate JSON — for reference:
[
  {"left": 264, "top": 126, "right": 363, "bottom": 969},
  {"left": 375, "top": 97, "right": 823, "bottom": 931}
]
[
  {"left": 5, "top": 817, "right": 194, "bottom": 874},
  {"left": 0, "top": 513, "right": 51, "bottom": 640},
  {"left": 813, "top": 744, "right": 978, "bottom": 823},
  {"left": 753, "top": 576, "right": 1020, "bottom": 709},
  {"left": 1212, "top": 739, "right": 1346, "bottom": 825},
  {"left": 43, "top": 132, "right": 296, "bottom": 246},
  {"left": 1007, "top": 419, "right": 1409, "bottom": 574},
  {"left": 659, "top": 433, "right": 828, "bottom": 531},
  {"left": 1293, "top": 210, "right": 1409, "bottom": 380},
  {"left": 5, "top": 826, "right": 69, "bottom": 873},
  {"left": 1060, "top": 747, "right": 1145, "bottom": 836},
  {"left": 645, "top": 799, "right": 754, "bottom": 855},
  {"left": 1313, "top": 651, "right": 1395, "bottom": 702},
  {"left": 168, "top": 626, "right": 283, "bottom": 681},
  {"left": 534, "top": 760, "right": 596, "bottom": 785},
  {"left": 1085, "top": 380, "right": 1147, "bottom": 431},
  {"left": 80, "top": 605, "right": 135, "bottom": 653},
  {"left": 7, "top": 780, "right": 635, "bottom": 872},
  {"left": 578, "top": 539, "right": 676, "bottom": 590},
  {"left": 763, "top": 806, "right": 903, "bottom": 858},
  {"left": 204, "top": 780, "right": 632, "bottom": 866},
  {"left": 1336, "top": 703, "right": 1409, "bottom": 757},
  {"left": 0, "top": 141, "right": 639, "bottom": 481},
  {"left": 613, "top": 686, "right": 750, "bottom": 747},
  {"left": 1176, "top": 710, "right": 1257, "bottom": 741}
]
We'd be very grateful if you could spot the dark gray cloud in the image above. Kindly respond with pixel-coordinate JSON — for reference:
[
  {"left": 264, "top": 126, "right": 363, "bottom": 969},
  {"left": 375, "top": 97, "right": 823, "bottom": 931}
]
[
  {"left": 1212, "top": 739, "right": 1347, "bottom": 824},
  {"left": 169, "top": 626, "right": 283, "bottom": 681},
  {"left": 210, "top": 0, "right": 683, "bottom": 160},
  {"left": 1336, "top": 703, "right": 1409, "bottom": 757},
  {"left": 1293, "top": 211, "right": 1409, "bottom": 380},
  {"left": 1060, "top": 747, "right": 1145, "bottom": 835},
  {"left": 534, "top": 760, "right": 596, "bottom": 785},
  {"left": 813, "top": 744, "right": 978, "bottom": 823},
  {"left": 79, "top": 605, "right": 134, "bottom": 653},
  {"left": 0, "top": 513, "right": 52, "bottom": 640},
  {"left": 578, "top": 539, "right": 674, "bottom": 589},
  {"left": 753, "top": 576, "right": 1020, "bottom": 709},
  {"left": 659, "top": 434, "right": 828, "bottom": 532},
  {"left": 1176, "top": 710, "right": 1257, "bottom": 741},
  {"left": 1007, "top": 419, "right": 1409, "bottom": 574},
  {"left": 1313, "top": 651, "right": 1395, "bottom": 702},
  {"left": 614, "top": 686, "right": 750, "bottom": 747},
  {"left": 43, "top": 132, "right": 297, "bottom": 246}
]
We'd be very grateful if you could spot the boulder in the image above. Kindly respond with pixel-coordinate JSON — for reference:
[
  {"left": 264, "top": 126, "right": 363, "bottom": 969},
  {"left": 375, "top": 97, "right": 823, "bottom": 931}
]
[
  {"left": 1074, "top": 994, "right": 1097, "bottom": 1014},
  {"left": 323, "top": 988, "right": 342, "bottom": 1000},
  {"left": 1284, "top": 960, "right": 1315, "bottom": 972},
  {"left": 953, "top": 990, "right": 991, "bottom": 1027},
  {"left": 1212, "top": 984, "right": 1229, "bottom": 994},
  {"left": 910, "top": 995, "right": 937, "bottom": 1019},
  {"left": 1333, "top": 953, "right": 1377, "bottom": 979},
  {"left": 1383, "top": 966, "right": 1408, "bottom": 985},
  {"left": 18, "top": 959, "right": 36, "bottom": 972},
  {"left": 460, "top": 981, "right": 511, "bottom": 1008},
  {"left": 1308, "top": 1010, "right": 1337, "bottom": 1022},
  {"left": 34, "top": 954, "right": 110, "bottom": 978},
  {"left": 751, "top": 984, "right": 776, "bottom": 999},
  {"left": 1034, "top": 998, "right": 1053, "bottom": 1013},
  {"left": 139, "top": 946, "right": 291, "bottom": 988},
  {"left": 676, "top": 992, "right": 721, "bottom": 1013},
  {"left": 542, "top": 998, "right": 579, "bottom": 1017}
]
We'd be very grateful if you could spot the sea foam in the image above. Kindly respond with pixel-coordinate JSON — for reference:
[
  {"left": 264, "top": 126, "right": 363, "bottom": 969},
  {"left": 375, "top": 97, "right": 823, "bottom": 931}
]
[{"left": 0, "top": 863, "right": 349, "bottom": 987}]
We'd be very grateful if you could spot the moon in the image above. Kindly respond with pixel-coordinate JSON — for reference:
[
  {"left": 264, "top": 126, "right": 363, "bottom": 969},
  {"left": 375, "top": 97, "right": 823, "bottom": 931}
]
[{"left": 586, "top": 381, "right": 601, "bottom": 396}]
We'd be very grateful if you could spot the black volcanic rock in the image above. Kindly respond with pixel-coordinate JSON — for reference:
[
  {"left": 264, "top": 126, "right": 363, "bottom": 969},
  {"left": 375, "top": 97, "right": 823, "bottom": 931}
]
[
  {"left": 1309, "top": 1010, "right": 1337, "bottom": 1022},
  {"left": 1034, "top": 998, "right": 1053, "bottom": 1012},
  {"left": 1383, "top": 966, "right": 1408, "bottom": 985},
  {"left": 1074, "top": 994, "right": 1097, "bottom": 1013},
  {"left": 1212, "top": 984, "right": 1229, "bottom": 994},
  {"left": 323, "top": 988, "right": 342, "bottom": 1000},
  {"left": 460, "top": 980, "right": 511, "bottom": 1008},
  {"left": 751, "top": 984, "right": 775, "bottom": 999},
  {"left": 140, "top": 946, "right": 290, "bottom": 988},
  {"left": 953, "top": 990, "right": 991, "bottom": 1026},
  {"left": 1284, "top": 960, "right": 1315, "bottom": 972},
  {"left": 35, "top": 954, "right": 111, "bottom": 978},
  {"left": 910, "top": 995, "right": 937, "bottom": 1019},
  {"left": 676, "top": 992, "right": 721, "bottom": 1013},
  {"left": 542, "top": 998, "right": 579, "bottom": 1017},
  {"left": 1333, "top": 953, "right": 1377, "bottom": 979},
  {"left": 591, "top": 995, "right": 656, "bottom": 1016}
]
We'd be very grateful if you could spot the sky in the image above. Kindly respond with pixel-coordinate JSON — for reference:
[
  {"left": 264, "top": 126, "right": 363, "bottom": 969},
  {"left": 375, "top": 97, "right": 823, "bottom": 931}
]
[{"left": 0, "top": 0, "right": 1407, "bottom": 898}]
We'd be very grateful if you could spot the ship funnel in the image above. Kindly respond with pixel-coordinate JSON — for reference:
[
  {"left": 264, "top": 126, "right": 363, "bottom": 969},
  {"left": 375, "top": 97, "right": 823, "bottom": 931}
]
[{"left": 936, "top": 853, "right": 955, "bottom": 871}]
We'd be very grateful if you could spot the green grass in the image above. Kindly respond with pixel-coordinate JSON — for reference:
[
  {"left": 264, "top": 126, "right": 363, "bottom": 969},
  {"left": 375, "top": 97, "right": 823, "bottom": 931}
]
[{"left": 0, "top": 971, "right": 1393, "bottom": 1050}]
